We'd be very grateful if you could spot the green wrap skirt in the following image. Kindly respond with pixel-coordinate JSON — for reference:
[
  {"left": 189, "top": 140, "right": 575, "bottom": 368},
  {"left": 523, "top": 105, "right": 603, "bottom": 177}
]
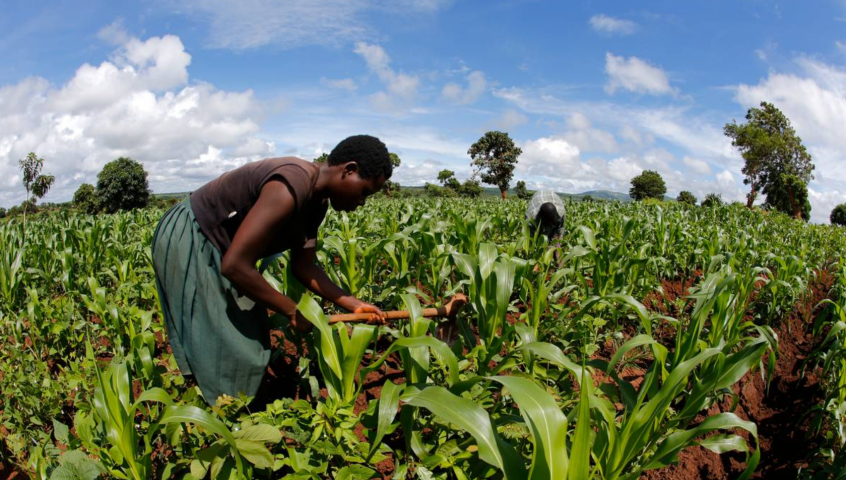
[{"left": 152, "top": 198, "right": 270, "bottom": 404}]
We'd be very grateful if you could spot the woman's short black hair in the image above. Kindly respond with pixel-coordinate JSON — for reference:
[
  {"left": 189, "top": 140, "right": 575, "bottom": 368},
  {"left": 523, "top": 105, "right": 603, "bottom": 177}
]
[{"left": 328, "top": 135, "right": 393, "bottom": 180}]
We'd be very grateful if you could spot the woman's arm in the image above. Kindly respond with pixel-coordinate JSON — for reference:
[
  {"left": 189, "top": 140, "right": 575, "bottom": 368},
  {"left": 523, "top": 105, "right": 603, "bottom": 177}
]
[
  {"left": 220, "top": 180, "right": 312, "bottom": 331},
  {"left": 289, "top": 248, "right": 384, "bottom": 322}
]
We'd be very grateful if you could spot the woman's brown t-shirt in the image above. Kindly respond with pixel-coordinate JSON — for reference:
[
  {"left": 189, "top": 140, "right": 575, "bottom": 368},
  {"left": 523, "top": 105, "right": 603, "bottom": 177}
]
[{"left": 189, "top": 157, "right": 328, "bottom": 257}]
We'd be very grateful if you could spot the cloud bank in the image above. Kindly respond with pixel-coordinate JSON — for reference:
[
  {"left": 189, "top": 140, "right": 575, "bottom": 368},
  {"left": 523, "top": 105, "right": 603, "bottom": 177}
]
[{"left": 0, "top": 33, "right": 272, "bottom": 206}]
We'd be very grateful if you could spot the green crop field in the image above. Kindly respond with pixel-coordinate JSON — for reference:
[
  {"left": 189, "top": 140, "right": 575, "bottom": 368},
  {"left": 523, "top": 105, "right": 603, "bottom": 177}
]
[{"left": 2, "top": 197, "right": 846, "bottom": 479}]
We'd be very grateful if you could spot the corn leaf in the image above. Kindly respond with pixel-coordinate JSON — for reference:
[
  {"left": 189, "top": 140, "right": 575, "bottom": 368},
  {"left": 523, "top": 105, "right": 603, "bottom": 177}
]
[
  {"left": 367, "top": 380, "right": 403, "bottom": 461},
  {"left": 402, "top": 386, "right": 528, "bottom": 480},
  {"left": 569, "top": 368, "right": 592, "bottom": 480},
  {"left": 490, "top": 376, "right": 568, "bottom": 480}
]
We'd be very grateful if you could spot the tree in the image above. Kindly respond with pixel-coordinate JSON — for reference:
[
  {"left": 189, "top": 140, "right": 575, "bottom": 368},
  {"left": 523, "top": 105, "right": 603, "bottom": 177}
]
[
  {"left": 702, "top": 193, "right": 723, "bottom": 208},
  {"left": 468, "top": 131, "right": 522, "bottom": 199},
  {"left": 438, "top": 169, "right": 456, "bottom": 186},
  {"left": 97, "top": 157, "right": 151, "bottom": 213},
  {"left": 436, "top": 169, "right": 461, "bottom": 191},
  {"left": 677, "top": 190, "right": 697, "bottom": 206},
  {"left": 0, "top": 207, "right": 6, "bottom": 219},
  {"left": 383, "top": 153, "right": 402, "bottom": 197},
  {"left": 383, "top": 180, "right": 401, "bottom": 198},
  {"left": 424, "top": 183, "right": 454, "bottom": 197},
  {"left": 762, "top": 172, "right": 811, "bottom": 221},
  {"left": 629, "top": 170, "right": 666, "bottom": 201},
  {"left": 514, "top": 181, "right": 532, "bottom": 200},
  {"left": 73, "top": 183, "right": 99, "bottom": 214},
  {"left": 18, "top": 152, "right": 55, "bottom": 226},
  {"left": 582, "top": 195, "right": 594, "bottom": 202},
  {"left": 457, "top": 179, "right": 483, "bottom": 198},
  {"left": 314, "top": 153, "right": 329, "bottom": 163},
  {"left": 831, "top": 204, "right": 846, "bottom": 226},
  {"left": 724, "top": 102, "right": 814, "bottom": 218}
]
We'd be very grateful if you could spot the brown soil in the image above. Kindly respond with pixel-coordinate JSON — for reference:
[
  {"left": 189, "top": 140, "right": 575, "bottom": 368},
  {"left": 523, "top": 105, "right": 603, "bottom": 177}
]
[
  {"left": 0, "top": 460, "right": 23, "bottom": 480},
  {"left": 642, "top": 270, "right": 703, "bottom": 318},
  {"left": 256, "top": 331, "right": 310, "bottom": 403},
  {"left": 153, "top": 329, "right": 173, "bottom": 355},
  {"left": 641, "top": 269, "right": 834, "bottom": 480}
]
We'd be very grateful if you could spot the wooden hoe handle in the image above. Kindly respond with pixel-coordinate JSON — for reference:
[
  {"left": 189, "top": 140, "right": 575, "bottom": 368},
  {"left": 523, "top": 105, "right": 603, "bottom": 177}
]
[{"left": 328, "top": 294, "right": 468, "bottom": 324}]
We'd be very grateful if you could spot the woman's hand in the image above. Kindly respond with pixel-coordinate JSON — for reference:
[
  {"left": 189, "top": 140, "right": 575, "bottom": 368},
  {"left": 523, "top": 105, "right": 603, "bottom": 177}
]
[
  {"left": 352, "top": 300, "right": 387, "bottom": 325},
  {"left": 288, "top": 309, "right": 313, "bottom": 333}
]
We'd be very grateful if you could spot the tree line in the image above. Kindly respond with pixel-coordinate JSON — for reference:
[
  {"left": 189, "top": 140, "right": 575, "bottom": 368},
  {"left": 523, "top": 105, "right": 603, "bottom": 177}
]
[
  {"left": 407, "top": 102, "right": 845, "bottom": 225},
  {"left": 1, "top": 156, "right": 155, "bottom": 220},
  {"left": 4, "top": 102, "right": 846, "bottom": 225}
]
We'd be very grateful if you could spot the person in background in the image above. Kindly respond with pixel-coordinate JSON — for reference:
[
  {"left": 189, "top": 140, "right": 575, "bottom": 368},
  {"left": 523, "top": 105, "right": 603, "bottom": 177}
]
[
  {"left": 151, "top": 135, "right": 390, "bottom": 405},
  {"left": 526, "top": 189, "right": 566, "bottom": 261}
]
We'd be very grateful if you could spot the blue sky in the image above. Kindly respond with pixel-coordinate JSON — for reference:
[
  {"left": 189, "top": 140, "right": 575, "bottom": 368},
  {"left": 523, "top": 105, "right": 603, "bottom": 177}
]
[{"left": 2, "top": 0, "right": 846, "bottom": 222}]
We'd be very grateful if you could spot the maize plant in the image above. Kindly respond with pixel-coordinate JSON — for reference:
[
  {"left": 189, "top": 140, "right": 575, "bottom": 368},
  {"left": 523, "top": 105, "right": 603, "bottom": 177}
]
[
  {"left": 3, "top": 196, "right": 846, "bottom": 480},
  {"left": 452, "top": 242, "right": 527, "bottom": 360},
  {"left": 297, "top": 295, "right": 379, "bottom": 404}
]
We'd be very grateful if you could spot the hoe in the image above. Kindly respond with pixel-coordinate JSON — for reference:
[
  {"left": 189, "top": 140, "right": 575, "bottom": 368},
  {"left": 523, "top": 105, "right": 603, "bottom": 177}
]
[{"left": 328, "top": 293, "right": 468, "bottom": 343}]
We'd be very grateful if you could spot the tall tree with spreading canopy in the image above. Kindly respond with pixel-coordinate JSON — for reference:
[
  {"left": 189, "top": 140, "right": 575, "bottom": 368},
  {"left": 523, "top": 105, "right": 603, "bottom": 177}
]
[
  {"left": 468, "top": 131, "right": 522, "bottom": 199},
  {"left": 97, "top": 157, "right": 151, "bottom": 213},
  {"left": 629, "top": 170, "right": 666, "bottom": 201},
  {"left": 18, "top": 152, "right": 55, "bottom": 227},
  {"left": 724, "top": 101, "right": 814, "bottom": 219}
]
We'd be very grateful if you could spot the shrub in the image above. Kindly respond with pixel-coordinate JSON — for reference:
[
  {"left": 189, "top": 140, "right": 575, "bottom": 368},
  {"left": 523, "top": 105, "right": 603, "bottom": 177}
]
[
  {"left": 73, "top": 183, "right": 99, "bottom": 214},
  {"left": 457, "top": 179, "right": 483, "bottom": 198},
  {"left": 831, "top": 204, "right": 846, "bottom": 226},
  {"left": 514, "top": 181, "right": 532, "bottom": 200},
  {"left": 702, "top": 193, "right": 723, "bottom": 208},
  {"left": 424, "top": 183, "right": 455, "bottom": 198},
  {"left": 677, "top": 191, "right": 697, "bottom": 206}
]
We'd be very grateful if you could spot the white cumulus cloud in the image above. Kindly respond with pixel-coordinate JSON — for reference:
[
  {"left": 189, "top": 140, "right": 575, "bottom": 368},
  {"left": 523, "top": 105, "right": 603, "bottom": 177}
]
[
  {"left": 589, "top": 14, "right": 638, "bottom": 35},
  {"left": 562, "top": 113, "right": 619, "bottom": 153},
  {"left": 0, "top": 33, "right": 272, "bottom": 207},
  {"left": 354, "top": 42, "right": 420, "bottom": 113},
  {"left": 683, "top": 156, "right": 712, "bottom": 174},
  {"left": 605, "top": 53, "right": 676, "bottom": 96},
  {"left": 808, "top": 188, "right": 846, "bottom": 224},
  {"left": 518, "top": 137, "right": 582, "bottom": 178},
  {"left": 442, "top": 71, "right": 486, "bottom": 105}
]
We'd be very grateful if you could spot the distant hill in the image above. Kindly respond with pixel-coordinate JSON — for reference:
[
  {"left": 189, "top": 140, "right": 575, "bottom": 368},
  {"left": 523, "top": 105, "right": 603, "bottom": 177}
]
[
  {"left": 567, "top": 190, "right": 631, "bottom": 202},
  {"left": 153, "top": 192, "right": 190, "bottom": 199}
]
